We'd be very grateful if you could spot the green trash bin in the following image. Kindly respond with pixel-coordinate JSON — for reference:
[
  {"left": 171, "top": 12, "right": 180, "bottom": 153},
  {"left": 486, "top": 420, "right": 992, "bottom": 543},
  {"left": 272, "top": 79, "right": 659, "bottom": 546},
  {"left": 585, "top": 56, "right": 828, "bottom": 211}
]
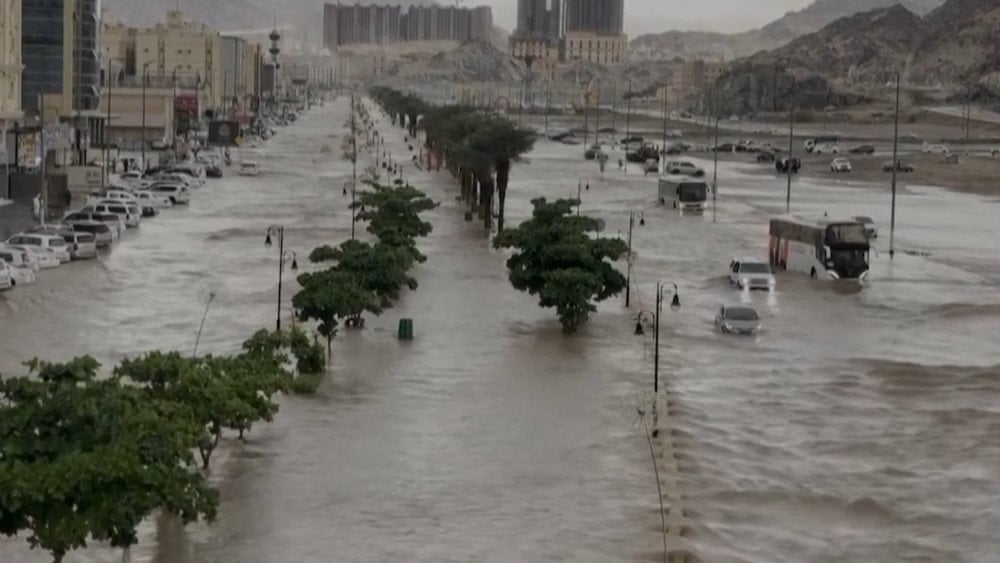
[{"left": 398, "top": 318, "right": 414, "bottom": 340}]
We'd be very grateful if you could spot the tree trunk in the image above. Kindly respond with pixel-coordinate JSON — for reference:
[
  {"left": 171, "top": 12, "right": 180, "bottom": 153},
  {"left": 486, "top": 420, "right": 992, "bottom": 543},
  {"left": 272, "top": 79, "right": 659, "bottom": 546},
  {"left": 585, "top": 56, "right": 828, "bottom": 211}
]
[
  {"left": 480, "top": 173, "right": 495, "bottom": 230},
  {"left": 53, "top": 552, "right": 65, "bottom": 563},
  {"left": 327, "top": 334, "right": 332, "bottom": 359},
  {"left": 470, "top": 177, "right": 479, "bottom": 214},
  {"left": 496, "top": 159, "right": 511, "bottom": 233}
]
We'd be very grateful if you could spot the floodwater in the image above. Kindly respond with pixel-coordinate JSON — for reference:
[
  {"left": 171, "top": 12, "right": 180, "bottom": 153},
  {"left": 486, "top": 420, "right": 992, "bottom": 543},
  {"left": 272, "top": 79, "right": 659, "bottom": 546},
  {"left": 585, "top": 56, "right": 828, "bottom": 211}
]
[{"left": 2, "top": 97, "right": 1000, "bottom": 562}]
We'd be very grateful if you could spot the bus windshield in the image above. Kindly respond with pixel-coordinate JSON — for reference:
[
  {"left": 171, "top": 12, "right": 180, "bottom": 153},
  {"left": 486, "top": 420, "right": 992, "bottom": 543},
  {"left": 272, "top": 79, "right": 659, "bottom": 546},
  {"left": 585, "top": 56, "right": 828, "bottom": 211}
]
[
  {"left": 678, "top": 184, "right": 707, "bottom": 202},
  {"left": 827, "top": 223, "right": 868, "bottom": 245}
]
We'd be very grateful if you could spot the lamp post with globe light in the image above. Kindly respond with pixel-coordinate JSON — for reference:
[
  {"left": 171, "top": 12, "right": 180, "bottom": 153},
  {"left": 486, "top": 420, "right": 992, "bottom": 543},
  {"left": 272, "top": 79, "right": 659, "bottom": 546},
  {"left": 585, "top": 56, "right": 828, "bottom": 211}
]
[{"left": 265, "top": 225, "right": 298, "bottom": 331}]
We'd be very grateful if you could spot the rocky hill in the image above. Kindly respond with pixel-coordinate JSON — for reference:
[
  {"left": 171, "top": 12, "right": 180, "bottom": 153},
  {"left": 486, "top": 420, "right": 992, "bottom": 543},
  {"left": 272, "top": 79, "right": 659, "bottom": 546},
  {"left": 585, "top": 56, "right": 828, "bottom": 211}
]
[
  {"left": 630, "top": 0, "right": 944, "bottom": 61},
  {"left": 705, "top": 0, "right": 1000, "bottom": 114}
]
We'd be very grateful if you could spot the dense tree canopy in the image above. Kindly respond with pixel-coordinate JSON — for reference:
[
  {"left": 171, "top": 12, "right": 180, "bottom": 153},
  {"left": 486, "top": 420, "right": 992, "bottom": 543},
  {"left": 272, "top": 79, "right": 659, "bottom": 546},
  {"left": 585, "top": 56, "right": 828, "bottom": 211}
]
[{"left": 494, "top": 198, "right": 629, "bottom": 333}]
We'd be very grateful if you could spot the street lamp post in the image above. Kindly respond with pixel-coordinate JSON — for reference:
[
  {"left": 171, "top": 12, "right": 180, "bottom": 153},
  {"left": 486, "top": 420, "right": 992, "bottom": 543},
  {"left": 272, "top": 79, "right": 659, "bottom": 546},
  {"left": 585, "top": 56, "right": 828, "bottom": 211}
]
[
  {"left": 786, "top": 76, "right": 797, "bottom": 214},
  {"left": 635, "top": 282, "right": 681, "bottom": 436},
  {"left": 171, "top": 66, "right": 183, "bottom": 148},
  {"left": 264, "top": 225, "right": 298, "bottom": 331},
  {"left": 890, "top": 71, "right": 901, "bottom": 258},
  {"left": 625, "top": 209, "right": 644, "bottom": 308},
  {"left": 141, "top": 62, "right": 150, "bottom": 169},
  {"left": 624, "top": 78, "right": 633, "bottom": 173}
]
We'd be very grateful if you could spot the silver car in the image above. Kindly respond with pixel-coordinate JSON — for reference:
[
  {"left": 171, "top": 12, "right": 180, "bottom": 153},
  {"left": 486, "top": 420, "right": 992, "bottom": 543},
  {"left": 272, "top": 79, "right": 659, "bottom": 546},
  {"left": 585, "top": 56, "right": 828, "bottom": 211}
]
[{"left": 715, "top": 305, "right": 762, "bottom": 335}]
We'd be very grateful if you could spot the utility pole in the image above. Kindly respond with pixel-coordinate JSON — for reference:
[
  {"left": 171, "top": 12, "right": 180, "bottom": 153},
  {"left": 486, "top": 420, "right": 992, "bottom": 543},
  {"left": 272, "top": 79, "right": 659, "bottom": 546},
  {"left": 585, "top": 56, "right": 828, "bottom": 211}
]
[
  {"left": 141, "top": 63, "right": 149, "bottom": 169},
  {"left": 890, "top": 71, "right": 901, "bottom": 258},
  {"left": 786, "top": 76, "right": 796, "bottom": 215},
  {"left": 350, "top": 93, "right": 358, "bottom": 240},
  {"left": 712, "top": 115, "right": 720, "bottom": 222},
  {"left": 625, "top": 79, "right": 632, "bottom": 173},
  {"left": 39, "top": 93, "right": 47, "bottom": 226},
  {"left": 660, "top": 89, "right": 668, "bottom": 174}
]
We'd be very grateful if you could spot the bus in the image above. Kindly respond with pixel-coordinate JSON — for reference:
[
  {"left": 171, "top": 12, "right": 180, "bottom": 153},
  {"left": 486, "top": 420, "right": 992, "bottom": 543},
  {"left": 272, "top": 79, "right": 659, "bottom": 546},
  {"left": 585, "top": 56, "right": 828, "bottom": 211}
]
[
  {"left": 768, "top": 215, "right": 870, "bottom": 280},
  {"left": 658, "top": 175, "right": 709, "bottom": 212}
]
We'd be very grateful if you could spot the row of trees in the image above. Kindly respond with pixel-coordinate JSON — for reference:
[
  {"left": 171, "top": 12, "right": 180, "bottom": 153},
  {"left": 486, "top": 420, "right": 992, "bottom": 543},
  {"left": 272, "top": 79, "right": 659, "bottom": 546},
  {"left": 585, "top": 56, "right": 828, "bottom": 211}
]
[
  {"left": 369, "top": 87, "right": 537, "bottom": 233},
  {"left": 0, "top": 329, "right": 324, "bottom": 562},
  {"left": 368, "top": 89, "right": 628, "bottom": 333},
  {"left": 292, "top": 179, "right": 436, "bottom": 352}
]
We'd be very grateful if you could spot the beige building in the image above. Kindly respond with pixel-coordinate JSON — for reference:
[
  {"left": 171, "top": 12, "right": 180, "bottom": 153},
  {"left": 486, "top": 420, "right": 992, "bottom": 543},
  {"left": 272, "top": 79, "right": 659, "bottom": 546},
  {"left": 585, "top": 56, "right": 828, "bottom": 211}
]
[
  {"left": 564, "top": 31, "right": 627, "bottom": 66},
  {"left": 659, "top": 59, "right": 729, "bottom": 107},
  {"left": 510, "top": 38, "right": 560, "bottom": 81},
  {"left": 113, "top": 10, "right": 224, "bottom": 110},
  {"left": 1, "top": 0, "right": 24, "bottom": 126}
]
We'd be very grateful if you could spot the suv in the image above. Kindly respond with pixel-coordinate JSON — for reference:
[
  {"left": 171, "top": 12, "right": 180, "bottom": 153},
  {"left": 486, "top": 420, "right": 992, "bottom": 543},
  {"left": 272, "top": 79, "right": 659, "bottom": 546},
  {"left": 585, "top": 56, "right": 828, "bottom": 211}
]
[
  {"left": 0, "top": 260, "right": 12, "bottom": 291},
  {"left": 65, "top": 220, "right": 114, "bottom": 247},
  {"left": 63, "top": 211, "right": 125, "bottom": 237},
  {"left": 4, "top": 233, "right": 72, "bottom": 264},
  {"left": 729, "top": 257, "right": 776, "bottom": 291},
  {"left": 664, "top": 160, "right": 706, "bottom": 177},
  {"left": 82, "top": 202, "right": 141, "bottom": 227}
]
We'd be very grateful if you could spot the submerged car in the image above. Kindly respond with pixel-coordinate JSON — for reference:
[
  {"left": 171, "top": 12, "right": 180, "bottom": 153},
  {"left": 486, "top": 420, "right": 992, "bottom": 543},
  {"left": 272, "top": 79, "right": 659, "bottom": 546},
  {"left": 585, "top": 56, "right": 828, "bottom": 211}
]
[
  {"left": 715, "top": 305, "right": 762, "bottom": 335},
  {"left": 849, "top": 144, "right": 876, "bottom": 154},
  {"left": 728, "top": 257, "right": 776, "bottom": 291},
  {"left": 882, "top": 160, "right": 915, "bottom": 172},
  {"left": 664, "top": 160, "right": 706, "bottom": 177},
  {"left": 830, "top": 158, "right": 852, "bottom": 173}
]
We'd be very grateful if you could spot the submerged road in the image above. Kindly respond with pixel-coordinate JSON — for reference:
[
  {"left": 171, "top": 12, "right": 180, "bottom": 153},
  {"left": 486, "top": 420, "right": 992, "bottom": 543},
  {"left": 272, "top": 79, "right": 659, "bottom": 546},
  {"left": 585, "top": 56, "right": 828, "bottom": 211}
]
[{"left": 2, "top": 96, "right": 1000, "bottom": 562}]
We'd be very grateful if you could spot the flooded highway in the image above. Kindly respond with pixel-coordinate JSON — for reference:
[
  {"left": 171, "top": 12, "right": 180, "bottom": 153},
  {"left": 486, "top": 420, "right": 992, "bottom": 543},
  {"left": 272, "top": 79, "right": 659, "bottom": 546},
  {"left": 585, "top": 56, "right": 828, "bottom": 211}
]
[{"left": 3, "top": 97, "right": 1000, "bottom": 562}]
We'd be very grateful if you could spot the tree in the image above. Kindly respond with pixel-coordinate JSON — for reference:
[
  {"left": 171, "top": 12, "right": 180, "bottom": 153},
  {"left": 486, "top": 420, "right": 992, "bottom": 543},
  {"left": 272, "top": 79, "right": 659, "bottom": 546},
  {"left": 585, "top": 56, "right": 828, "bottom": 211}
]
[
  {"left": 308, "top": 239, "right": 418, "bottom": 308},
  {"left": 464, "top": 114, "right": 536, "bottom": 232},
  {"left": 0, "top": 358, "right": 218, "bottom": 562},
  {"left": 494, "top": 198, "right": 629, "bottom": 333},
  {"left": 293, "top": 269, "right": 381, "bottom": 353},
  {"left": 354, "top": 181, "right": 436, "bottom": 262},
  {"left": 114, "top": 351, "right": 289, "bottom": 469}
]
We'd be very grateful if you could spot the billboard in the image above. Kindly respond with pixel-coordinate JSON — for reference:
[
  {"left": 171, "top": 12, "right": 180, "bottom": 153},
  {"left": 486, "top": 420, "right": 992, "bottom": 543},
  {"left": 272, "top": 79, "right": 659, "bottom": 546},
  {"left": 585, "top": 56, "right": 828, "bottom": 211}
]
[
  {"left": 207, "top": 120, "right": 242, "bottom": 147},
  {"left": 174, "top": 93, "right": 199, "bottom": 120}
]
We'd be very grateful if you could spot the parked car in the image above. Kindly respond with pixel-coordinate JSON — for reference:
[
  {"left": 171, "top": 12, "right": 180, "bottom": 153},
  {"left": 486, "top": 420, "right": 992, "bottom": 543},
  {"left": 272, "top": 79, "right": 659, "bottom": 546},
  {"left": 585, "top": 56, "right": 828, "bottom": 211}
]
[
  {"left": 853, "top": 216, "right": 878, "bottom": 239},
  {"left": 882, "top": 160, "right": 915, "bottom": 172},
  {"left": 135, "top": 190, "right": 171, "bottom": 212},
  {"left": 60, "top": 231, "right": 99, "bottom": 260},
  {"left": 0, "top": 247, "right": 37, "bottom": 286},
  {"left": 922, "top": 143, "right": 949, "bottom": 155},
  {"left": 830, "top": 158, "right": 853, "bottom": 173},
  {"left": 64, "top": 220, "right": 114, "bottom": 248},
  {"left": 713, "top": 142, "right": 737, "bottom": 153},
  {"left": 715, "top": 305, "right": 762, "bottom": 335},
  {"left": 148, "top": 183, "right": 191, "bottom": 204},
  {"left": 0, "top": 260, "right": 13, "bottom": 291},
  {"left": 81, "top": 203, "right": 141, "bottom": 228},
  {"left": 4, "top": 233, "right": 71, "bottom": 264},
  {"left": 776, "top": 157, "right": 801, "bottom": 173},
  {"left": 4, "top": 244, "right": 61, "bottom": 269},
  {"left": 238, "top": 161, "right": 261, "bottom": 177},
  {"left": 849, "top": 144, "right": 876, "bottom": 155},
  {"left": 664, "top": 160, "right": 706, "bottom": 177},
  {"left": 728, "top": 257, "right": 776, "bottom": 291}
]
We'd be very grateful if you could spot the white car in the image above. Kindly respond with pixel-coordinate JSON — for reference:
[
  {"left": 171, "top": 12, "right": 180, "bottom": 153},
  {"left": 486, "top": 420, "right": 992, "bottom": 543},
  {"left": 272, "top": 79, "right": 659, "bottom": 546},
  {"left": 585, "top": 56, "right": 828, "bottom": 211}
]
[
  {"left": 830, "top": 158, "right": 852, "bottom": 173},
  {"left": 715, "top": 305, "right": 762, "bottom": 335},
  {"left": 922, "top": 143, "right": 949, "bottom": 155},
  {"left": 136, "top": 190, "right": 172, "bottom": 210},
  {"left": 82, "top": 203, "right": 141, "bottom": 228},
  {"left": 63, "top": 211, "right": 125, "bottom": 238},
  {"left": 5, "top": 244, "right": 60, "bottom": 269},
  {"left": 0, "top": 247, "right": 37, "bottom": 286},
  {"left": 148, "top": 183, "right": 191, "bottom": 204},
  {"left": 0, "top": 260, "right": 12, "bottom": 291},
  {"left": 813, "top": 143, "right": 842, "bottom": 154},
  {"left": 238, "top": 161, "right": 261, "bottom": 177},
  {"left": 664, "top": 160, "right": 706, "bottom": 177},
  {"left": 153, "top": 173, "right": 199, "bottom": 189},
  {"left": 729, "top": 257, "right": 776, "bottom": 291},
  {"left": 5, "top": 233, "right": 72, "bottom": 264}
]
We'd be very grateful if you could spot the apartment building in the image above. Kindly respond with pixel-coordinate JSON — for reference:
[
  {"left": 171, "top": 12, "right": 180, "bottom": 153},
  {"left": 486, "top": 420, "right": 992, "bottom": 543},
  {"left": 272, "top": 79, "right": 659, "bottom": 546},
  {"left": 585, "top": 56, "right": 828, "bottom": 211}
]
[
  {"left": 323, "top": 3, "right": 493, "bottom": 50},
  {"left": 21, "top": 0, "right": 101, "bottom": 115}
]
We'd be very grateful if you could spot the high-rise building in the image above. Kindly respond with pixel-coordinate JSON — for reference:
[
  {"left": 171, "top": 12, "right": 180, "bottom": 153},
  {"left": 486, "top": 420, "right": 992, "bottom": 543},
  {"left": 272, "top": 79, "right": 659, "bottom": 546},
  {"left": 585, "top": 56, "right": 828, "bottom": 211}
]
[
  {"left": 323, "top": 3, "right": 493, "bottom": 50},
  {"left": 563, "top": 0, "right": 627, "bottom": 65},
  {"left": 21, "top": 0, "right": 101, "bottom": 115},
  {"left": 564, "top": 0, "right": 624, "bottom": 35},
  {"left": 515, "top": 0, "right": 561, "bottom": 40},
  {"left": 1, "top": 0, "right": 24, "bottom": 125},
  {"left": 129, "top": 11, "right": 223, "bottom": 108}
]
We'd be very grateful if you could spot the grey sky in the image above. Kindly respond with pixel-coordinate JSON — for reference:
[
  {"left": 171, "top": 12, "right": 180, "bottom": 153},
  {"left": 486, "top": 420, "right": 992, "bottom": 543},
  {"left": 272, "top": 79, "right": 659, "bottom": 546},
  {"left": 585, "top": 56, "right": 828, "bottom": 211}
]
[{"left": 487, "top": 0, "right": 814, "bottom": 36}]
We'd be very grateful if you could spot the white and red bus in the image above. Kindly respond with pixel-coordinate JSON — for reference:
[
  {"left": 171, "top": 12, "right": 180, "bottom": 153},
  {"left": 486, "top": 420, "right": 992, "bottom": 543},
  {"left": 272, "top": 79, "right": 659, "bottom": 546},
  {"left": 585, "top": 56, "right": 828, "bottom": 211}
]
[{"left": 769, "top": 215, "right": 870, "bottom": 280}]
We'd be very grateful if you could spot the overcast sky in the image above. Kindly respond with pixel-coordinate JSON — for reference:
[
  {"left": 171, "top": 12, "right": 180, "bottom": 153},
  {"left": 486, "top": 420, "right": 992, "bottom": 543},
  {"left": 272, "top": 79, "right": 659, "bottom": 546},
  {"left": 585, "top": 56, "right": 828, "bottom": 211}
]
[{"left": 488, "top": 0, "right": 814, "bottom": 36}]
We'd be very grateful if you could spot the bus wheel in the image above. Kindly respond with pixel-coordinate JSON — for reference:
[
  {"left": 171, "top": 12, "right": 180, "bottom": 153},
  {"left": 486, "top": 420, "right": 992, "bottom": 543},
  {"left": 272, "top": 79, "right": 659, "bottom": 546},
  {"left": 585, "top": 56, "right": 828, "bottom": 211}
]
[{"left": 810, "top": 268, "right": 817, "bottom": 279}]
